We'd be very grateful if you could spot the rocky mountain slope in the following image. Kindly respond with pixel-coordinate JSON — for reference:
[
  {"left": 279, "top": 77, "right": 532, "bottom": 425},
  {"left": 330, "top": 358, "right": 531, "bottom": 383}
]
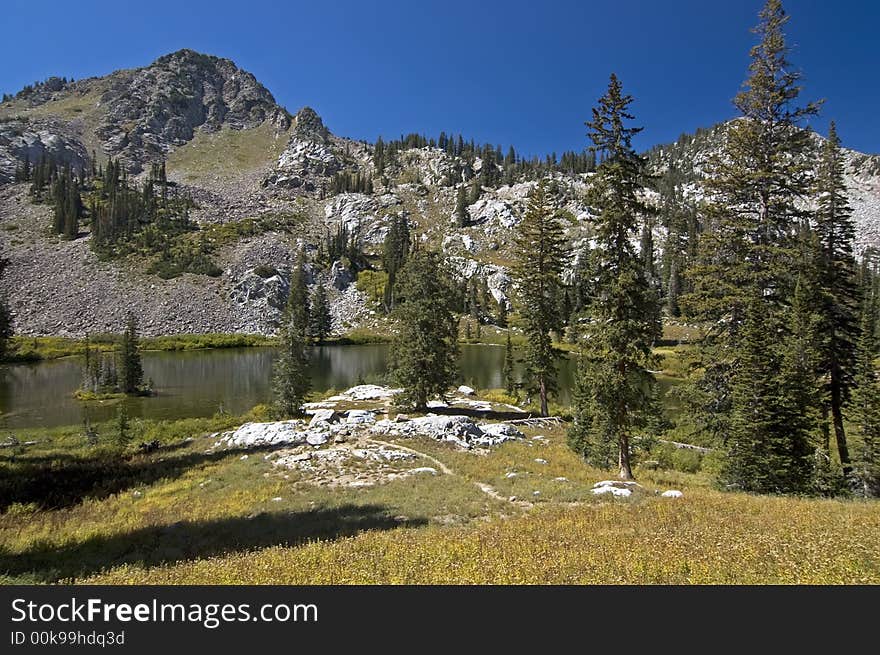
[{"left": 1, "top": 49, "right": 878, "bottom": 338}]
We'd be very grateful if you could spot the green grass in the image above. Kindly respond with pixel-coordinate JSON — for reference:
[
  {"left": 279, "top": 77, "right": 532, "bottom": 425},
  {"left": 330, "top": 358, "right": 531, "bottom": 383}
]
[
  {"left": 324, "top": 328, "right": 393, "bottom": 345},
  {"left": 90, "top": 491, "right": 878, "bottom": 584},
  {"left": 141, "top": 333, "right": 276, "bottom": 351},
  {"left": 2, "top": 410, "right": 878, "bottom": 585},
  {"left": 0, "top": 329, "right": 403, "bottom": 362},
  {"left": 165, "top": 122, "right": 291, "bottom": 186},
  {"left": 2, "top": 334, "right": 277, "bottom": 362}
]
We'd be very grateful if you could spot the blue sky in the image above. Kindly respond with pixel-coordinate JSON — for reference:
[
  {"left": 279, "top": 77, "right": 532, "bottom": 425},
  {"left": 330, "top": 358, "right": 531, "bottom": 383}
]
[{"left": 1, "top": 0, "right": 877, "bottom": 156}]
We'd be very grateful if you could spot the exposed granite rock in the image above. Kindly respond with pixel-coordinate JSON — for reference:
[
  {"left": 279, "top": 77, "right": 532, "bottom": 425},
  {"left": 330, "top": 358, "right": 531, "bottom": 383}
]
[
  {"left": 262, "top": 107, "right": 340, "bottom": 191},
  {"left": 0, "top": 118, "right": 90, "bottom": 183},
  {"left": 94, "top": 49, "right": 290, "bottom": 171}
]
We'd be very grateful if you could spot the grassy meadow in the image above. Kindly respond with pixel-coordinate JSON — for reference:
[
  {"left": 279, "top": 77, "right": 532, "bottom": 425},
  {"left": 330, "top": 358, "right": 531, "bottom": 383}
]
[{"left": 1, "top": 396, "right": 877, "bottom": 585}]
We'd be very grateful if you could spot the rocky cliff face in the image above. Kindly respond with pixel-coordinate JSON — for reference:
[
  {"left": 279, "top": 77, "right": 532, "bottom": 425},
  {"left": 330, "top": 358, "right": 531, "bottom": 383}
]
[
  {"left": 0, "top": 50, "right": 879, "bottom": 338},
  {"left": 93, "top": 49, "right": 290, "bottom": 171},
  {"left": 0, "top": 118, "right": 90, "bottom": 182},
  {"left": 263, "top": 107, "right": 343, "bottom": 191}
]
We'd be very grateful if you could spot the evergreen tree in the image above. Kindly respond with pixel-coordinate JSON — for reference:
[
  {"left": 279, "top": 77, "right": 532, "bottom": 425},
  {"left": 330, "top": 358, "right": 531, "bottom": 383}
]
[
  {"left": 272, "top": 249, "right": 312, "bottom": 418},
  {"left": 722, "top": 293, "right": 816, "bottom": 493},
  {"left": 0, "top": 296, "right": 10, "bottom": 361},
  {"left": 679, "top": 1, "right": 822, "bottom": 491},
  {"left": 684, "top": 0, "right": 820, "bottom": 340},
  {"left": 511, "top": 179, "right": 566, "bottom": 416},
  {"left": 286, "top": 249, "right": 310, "bottom": 341},
  {"left": 503, "top": 328, "right": 516, "bottom": 395},
  {"left": 374, "top": 136, "right": 386, "bottom": 175},
  {"left": 118, "top": 313, "right": 144, "bottom": 394},
  {"left": 115, "top": 404, "right": 131, "bottom": 450},
  {"left": 381, "top": 215, "right": 410, "bottom": 311},
  {"left": 814, "top": 121, "right": 860, "bottom": 476},
  {"left": 849, "top": 293, "right": 880, "bottom": 496},
  {"left": 454, "top": 186, "right": 469, "bottom": 228},
  {"left": 390, "top": 250, "right": 459, "bottom": 411},
  {"left": 0, "top": 258, "right": 10, "bottom": 361},
  {"left": 567, "top": 74, "right": 661, "bottom": 480},
  {"left": 309, "top": 282, "right": 332, "bottom": 344}
]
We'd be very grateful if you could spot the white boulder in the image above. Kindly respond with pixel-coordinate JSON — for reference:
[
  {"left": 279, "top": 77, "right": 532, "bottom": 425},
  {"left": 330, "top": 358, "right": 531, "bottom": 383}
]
[
  {"left": 309, "top": 409, "right": 341, "bottom": 428},
  {"left": 345, "top": 385, "right": 402, "bottom": 401},
  {"left": 221, "top": 421, "right": 306, "bottom": 448},
  {"left": 345, "top": 409, "right": 376, "bottom": 424},
  {"left": 592, "top": 486, "right": 632, "bottom": 497}
]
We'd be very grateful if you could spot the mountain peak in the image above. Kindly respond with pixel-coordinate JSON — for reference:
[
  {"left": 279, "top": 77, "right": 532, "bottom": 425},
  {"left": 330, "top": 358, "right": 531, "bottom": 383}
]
[{"left": 87, "top": 49, "right": 291, "bottom": 171}]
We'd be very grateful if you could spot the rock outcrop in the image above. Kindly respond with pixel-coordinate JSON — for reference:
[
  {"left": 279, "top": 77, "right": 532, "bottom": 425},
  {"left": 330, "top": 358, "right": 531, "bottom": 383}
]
[
  {"left": 92, "top": 49, "right": 290, "bottom": 170},
  {"left": 0, "top": 118, "right": 89, "bottom": 183}
]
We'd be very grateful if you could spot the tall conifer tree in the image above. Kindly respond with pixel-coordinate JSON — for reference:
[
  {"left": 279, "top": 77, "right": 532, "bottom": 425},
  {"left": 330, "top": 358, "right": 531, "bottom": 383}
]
[
  {"left": 390, "top": 250, "right": 459, "bottom": 411},
  {"left": 814, "top": 121, "right": 860, "bottom": 476},
  {"left": 273, "top": 250, "right": 312, "bottom": 418},
  {"left": 309, "top": 282, "right": 332, "bottom": 344},
  {"left": 849, "top": 292, "right": 880, "bottom": 496},
  {"left": 680, "top": 0, "right": 823, "bottom": 492},
  {"left": 118, "top": 313, "right": 143, "bottom": 394},
  {"left": 567, "top": 74, "right": 660, "bottom": 480},
  {"left": 511, "top": 179, "right": 565, "bottom": 416}
]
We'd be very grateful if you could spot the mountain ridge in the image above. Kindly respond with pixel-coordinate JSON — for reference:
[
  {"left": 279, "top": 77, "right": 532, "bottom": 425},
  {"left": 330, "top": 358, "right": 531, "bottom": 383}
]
[{"left": 1, "top": 49, "right": 878, "bottom": 338}]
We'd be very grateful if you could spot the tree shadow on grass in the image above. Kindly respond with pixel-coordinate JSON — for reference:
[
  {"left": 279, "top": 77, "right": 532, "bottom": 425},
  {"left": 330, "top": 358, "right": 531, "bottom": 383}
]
[
  {"left": 1, "top": 504, "right": 427, "bottom": 582},
  {"left": 0, "top": 442, "right": 283, "bottom": 512}
]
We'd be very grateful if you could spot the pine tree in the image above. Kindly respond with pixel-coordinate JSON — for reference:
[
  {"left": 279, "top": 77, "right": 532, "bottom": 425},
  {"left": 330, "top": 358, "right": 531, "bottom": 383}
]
[
  {"left": 503, "top": 328, "right": 516, "bottom": 395},
  {"left": 814, "top": 121, "right": 860, "bottom": 476},
  {"left": 511, "top": 179, "right": 566, "bottom": 416},
  {"left": 454, "top": 186, "right": 469, "bottom": 227},
  {"left": 390, "top": 250, "right": 459, "bottom": 411},
  {"left": 309, "top": 282, "right": 332, "bottom": 344},
  {"left": 567, "top": 74, "right": 661, "bottom": 480},
  {"left": 684, "top": 0, "right": 820, "bottom": 341},
  {"left": 374, "top": 136, "right": 386, "bottom": 175},
  {"left": 273, "top": 247, "right": 311, "bottom": 417},
  {"left": 64, "top": 172, "right": 82, "bottom": 239},
  {"left": 778, "top": 277, "right": 823, "bottom": 489},
  {"left": 0, "top": 258, "right": 10, "bottom": 361},
  {"left": 680, "top": 1, "right": 822, "bottom": 488},
  {"left": 721, "top": 287, "right": 818, "bottom": 493},
  {"left": 849, "top": 293, "right": 880, "bottom": 496},
  {"left": 381, "top": 216, "right": 410, "bottom": 311},
  {"left": 286, "top": 249, "right": 310, "bottom": 341},
  {"left": 118, "top": 313, "right": 143, "bottom": 394},
  {"left": 0, "top": 297, "right": 10, "bottom": 361},
  {"left": 272, "top": 312, "right": 311, "bottom": 418},
  {"left": 115, "top": 404, "right": 131, "bottom": 450}
]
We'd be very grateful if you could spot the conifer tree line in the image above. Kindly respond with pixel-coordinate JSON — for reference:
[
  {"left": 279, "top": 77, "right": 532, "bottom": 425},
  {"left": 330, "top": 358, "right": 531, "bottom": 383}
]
[
  {"left": 498, "top": 0, "right": 880, "bottom": 494},
  {"left": 0, "top": 257, "right": 11, "bottom": 361},
  {"left": 3, "top": 76, "right": 73, "bottom": 103},
  {"left": 79, "top": 314, "right": 149, "bottom": 396},
  {"left": 370, "top": 131, "right": 596, "bottom": 193},
  {"left": 316, "top": 221, "right": 367, "bottom": 271},
  {"left": 329, "top": 170, "right": 374, "bottom": 195},
  {"left": 16, "top": 154, "right": 87, "bottom": 239},
  {"left": 270, "top": 248, "right": 337, "bottom": 416},
  {"left": 14, "top": 153, "right": 222, "bottom": 279}
]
